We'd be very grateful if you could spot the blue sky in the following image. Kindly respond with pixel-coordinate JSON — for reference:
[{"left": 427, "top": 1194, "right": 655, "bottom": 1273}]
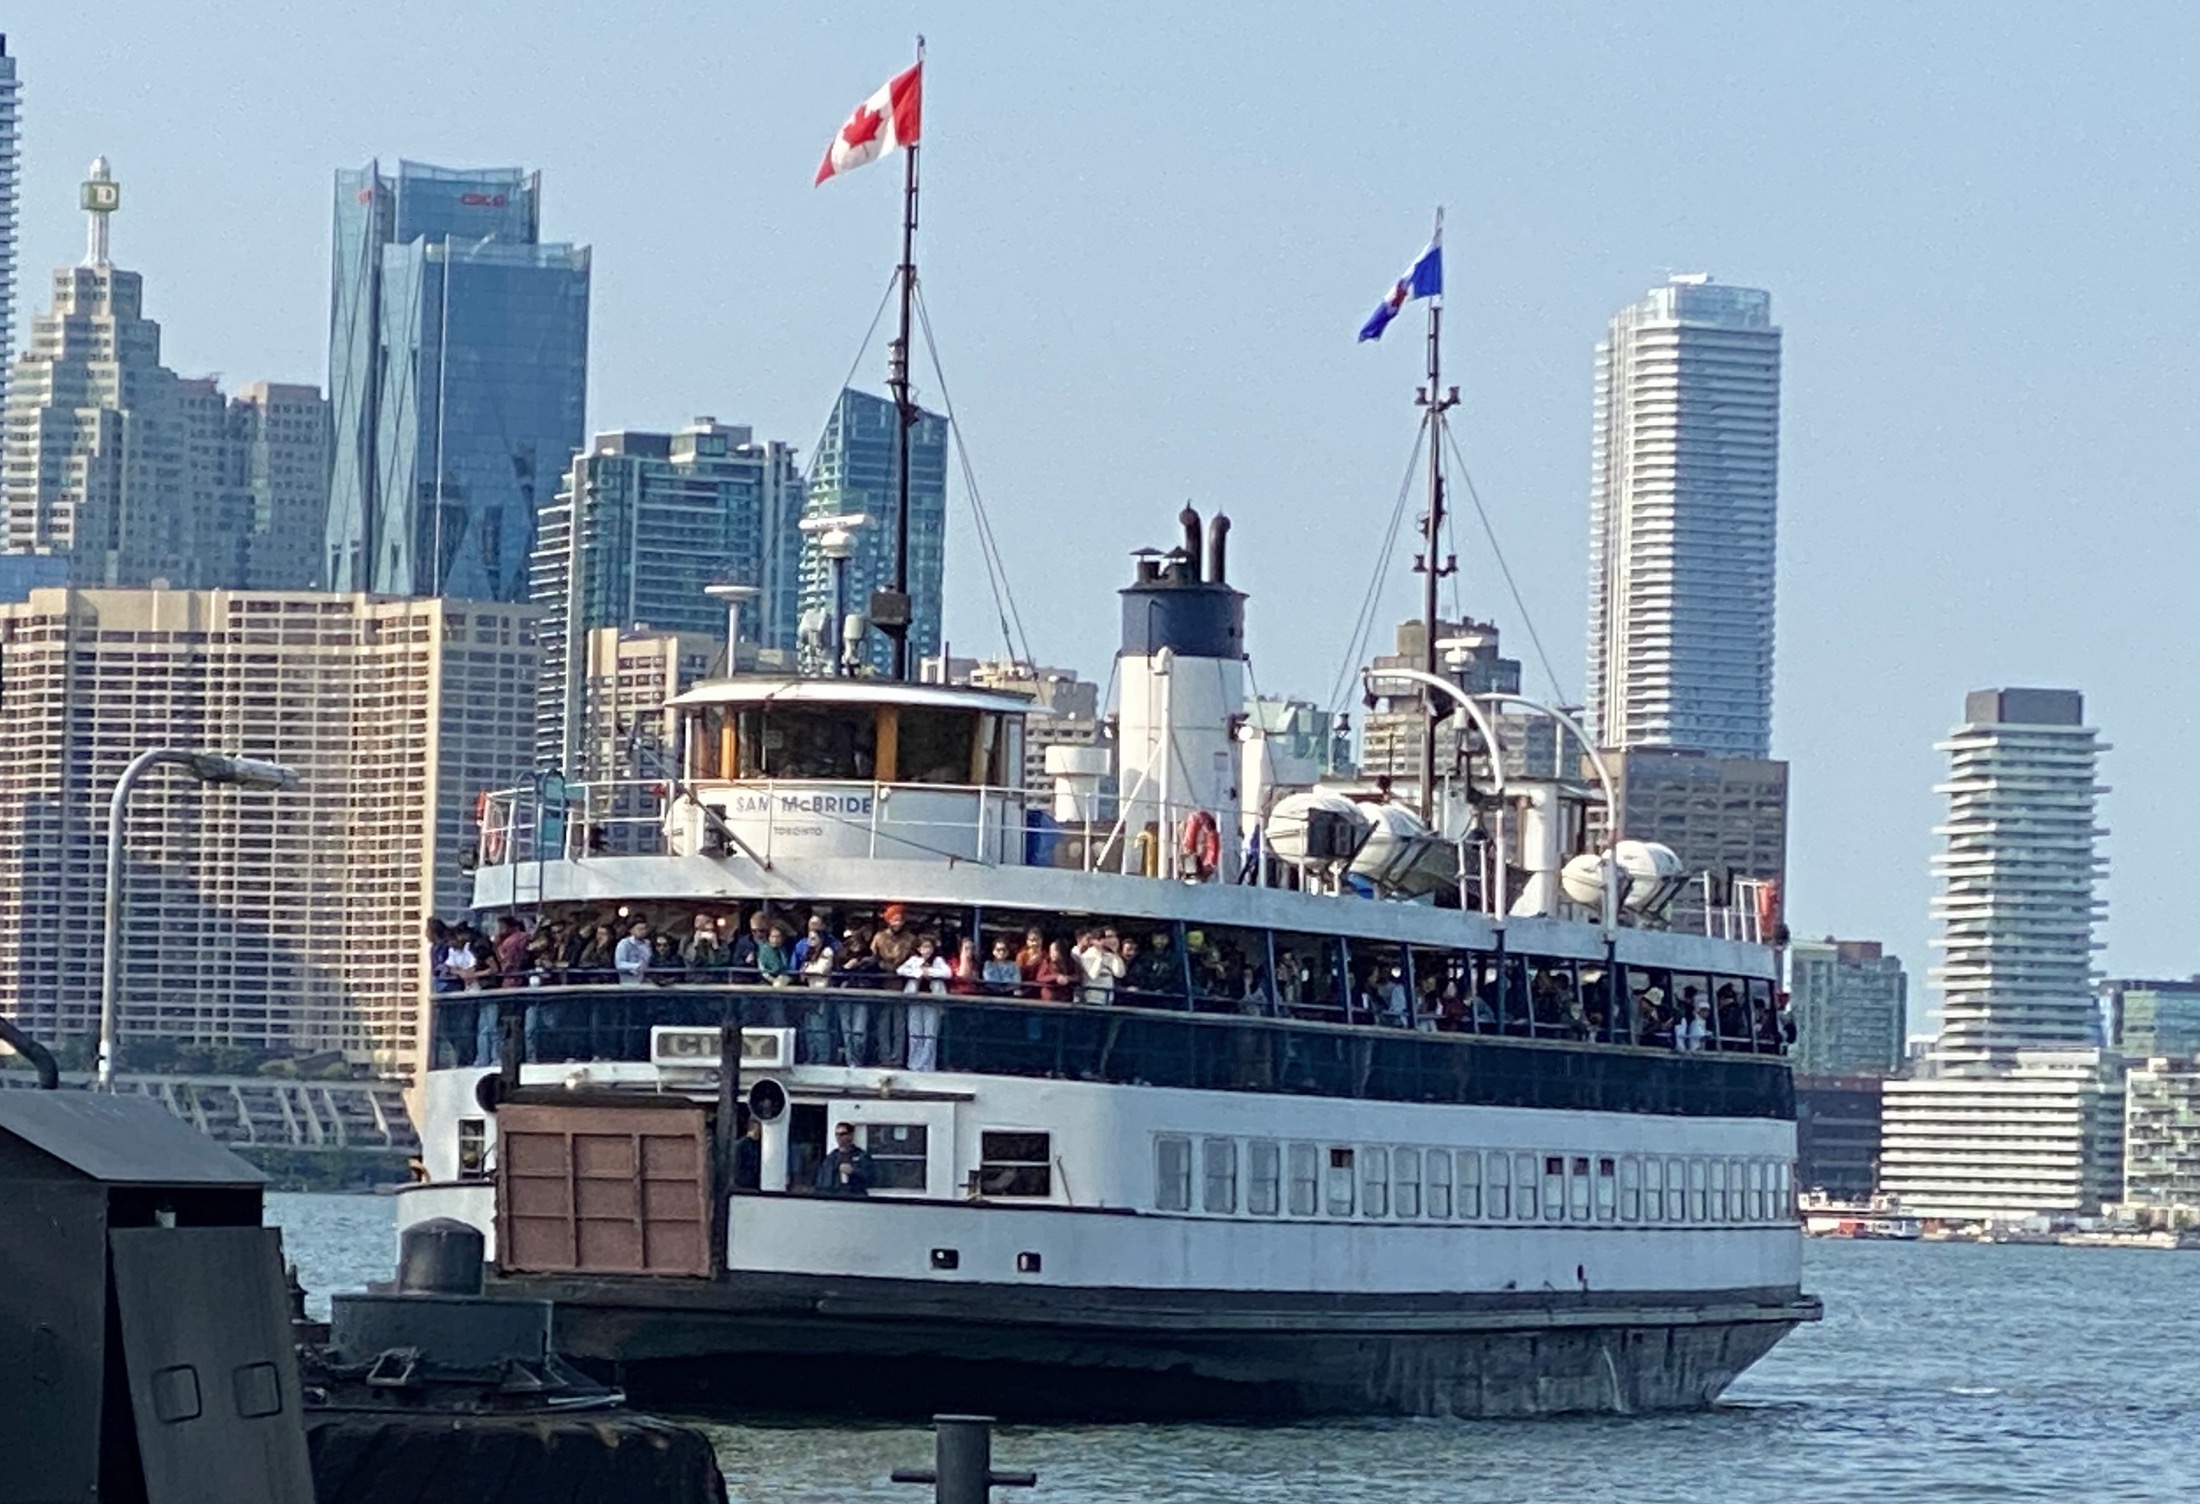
[{"left": 14, "top": 4, "right": 2200, "bottom": 1028}]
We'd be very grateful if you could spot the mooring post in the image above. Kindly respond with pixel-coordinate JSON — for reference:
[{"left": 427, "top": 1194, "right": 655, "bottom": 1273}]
[{"left": 890, "top": 1415, "right": 1035, "bottom": 1504}]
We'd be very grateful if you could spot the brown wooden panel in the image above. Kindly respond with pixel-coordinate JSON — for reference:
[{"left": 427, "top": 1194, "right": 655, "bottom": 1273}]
[
  {"left": 641, "top": 1134, "right": 701, "bottom": 1177},
  {"left": 496, "top": 1103, "right": 712, "bottom": 1277},
  {"left": 573, "top": 1133, "right": 639, "bottom": 1179}
]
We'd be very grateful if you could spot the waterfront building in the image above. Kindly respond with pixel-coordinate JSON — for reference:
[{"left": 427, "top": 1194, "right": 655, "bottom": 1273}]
[
  {"left": 531, "top": 420, "right": 802, "bottom": 769},
  {"left": 323, "top": 159, "right": 590, "bottom": 601},
  {"left": 796, "top": 388, "right": 947, "bottom": 676},
  {"left": 1586, "top": 276, "right": 1780, "bottom": 759},
  {"left": 1789, "top": 939, "right": 1908, "bottom": 1078},
  {"left": 1595, "top": 746, "right": 1788, "bottom": 937},
  {"left": 1878, "top": 1051, "right": 2125, "bottom": 1220},
  {"left": 1793, "top": 1076, "right": 1883, "bottom": 1201},
  {"left": 2122, "top": 1058, "right": 2200, "bottom": 1226},
  {"left": 1929, "top": 688, "right": 2107, "bottom": 1074},
  {"left": 2104, "top": 977, "right": 2200, "bottom": 1059},
  {"left": 0, "top": 588, "right": 538, "bottom": 1072},
  {"left": 0, "top": 36, "right": 18, "bottom": 417},
  {"left": 0, "top": 553, "right": 65, "bottom": 601}
]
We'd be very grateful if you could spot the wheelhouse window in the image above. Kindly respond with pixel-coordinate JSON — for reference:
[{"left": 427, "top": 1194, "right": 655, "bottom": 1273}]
[
  {"left": 865, "top": 1123, "right": 929, "bottom": 1192},
  {"left": 1425, "top": 1148, "right": 1452, "bottom": 1218},
  {"left": 1247, "top": 1139, "right": 1281, "bottom": 1216},
  {"left": 1202, "top": 1137, "right": 1238, "bottom": 1214},
  {"left": 897, "top": 706, "right": 979, "bottom": 785},
  {"left": 1288, "top": 1142, "right": 1319, "bottom": 1216},
  {"left": 1155, "top": 1135, "right": 1193, "bottom": 1211},
  {"left": 978, "top": 1131, "right": 1051, "bottom": 1198},
  {"left": 736, "top": 705, "right": 877, "bottom": 781}
]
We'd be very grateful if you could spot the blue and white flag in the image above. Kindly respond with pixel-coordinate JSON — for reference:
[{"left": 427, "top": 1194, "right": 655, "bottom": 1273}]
[{"left": 1357, "top": 221, "right": 1443, "bottom": 342}]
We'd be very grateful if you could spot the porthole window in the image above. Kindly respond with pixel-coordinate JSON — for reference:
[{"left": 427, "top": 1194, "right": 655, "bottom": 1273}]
[
  {"left": 1394, "top": 1148, "right": 1421, "bottom": 1218},
  {"left": 1247, "top": 1139, "right": 1281, "bottom": 1216},
  {"left": 1326, "top": 1147, "right": 1356, "bottom": 1217},
  {"left": 1362, "top": 1147, "right": 1390, "bottom": 1218},
  {"left": 1202, "top": 1138, "right": 1237, "bottom": 1214},
  {"left": 1288, "top": 1142, "right": 1319, "bottom": 1216},
  {"left": 1426, "top": 1148, "right": 1452, "bottom": 1219},
  {"left": 1155, "top": 1135, "right": 1192, "bottom": 1212}
]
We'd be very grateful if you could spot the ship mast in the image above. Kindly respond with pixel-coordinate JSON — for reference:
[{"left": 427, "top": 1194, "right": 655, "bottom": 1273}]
[
  {"left": 882, "top": 38, "right": 926, "bottom": 683},
  {"left": 1414, "top": 209, "right": 1458, "bottom": 822}
]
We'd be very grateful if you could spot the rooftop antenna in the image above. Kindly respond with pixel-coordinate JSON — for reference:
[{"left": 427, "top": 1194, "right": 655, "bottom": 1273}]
[{"left": 82, "top": 157, "right": 120, "bottom": 267}]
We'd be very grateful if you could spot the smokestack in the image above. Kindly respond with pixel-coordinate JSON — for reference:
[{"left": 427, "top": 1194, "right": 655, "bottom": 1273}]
[
  {"left": 1178, "top": 505, "right": 1203, "bottom": 582},
  {"left": 1207, "top": 513, "right": 1230, "bottom": 584}
]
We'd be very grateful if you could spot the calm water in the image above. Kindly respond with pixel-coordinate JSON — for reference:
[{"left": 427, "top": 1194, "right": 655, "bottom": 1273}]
[{"left": 272, "top": 1193, "right": 2200, "bottom": 1502}]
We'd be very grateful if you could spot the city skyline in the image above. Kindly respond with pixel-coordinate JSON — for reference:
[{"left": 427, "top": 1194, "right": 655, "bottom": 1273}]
[{"left": 6, "top": 7, "right": 2200, "bottom": 997}]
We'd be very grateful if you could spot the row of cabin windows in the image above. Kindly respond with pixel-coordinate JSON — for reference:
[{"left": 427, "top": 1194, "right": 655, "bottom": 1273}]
[
  {"left": 852, "top": 1124, "right": 1054, "bottom": 1199},
  {"left": 687, "top": 703, "right": 1021, "bottom": 788},
  {"left": 1153, "top": 1135, "right": 1795, "bottom": 1225}
]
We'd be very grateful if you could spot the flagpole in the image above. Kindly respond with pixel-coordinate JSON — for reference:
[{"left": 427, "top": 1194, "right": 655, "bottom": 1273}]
[
  {"left": 885, "top": 39, "right": 925, "bottom": 682},
  {"left": 1416, "top": 208, "right": 1457, "bottom": 824}
]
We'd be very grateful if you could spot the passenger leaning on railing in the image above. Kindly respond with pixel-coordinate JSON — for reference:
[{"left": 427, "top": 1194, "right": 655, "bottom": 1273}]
[{"left": 897, "top": 934, "right": 952, "bottom": 1070}]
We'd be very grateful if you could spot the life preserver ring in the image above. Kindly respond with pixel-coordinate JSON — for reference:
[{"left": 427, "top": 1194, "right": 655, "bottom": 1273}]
[
  {"left": 1180, "top": 810, "right": 1222, "bottom": 881},
  {"left": 477, "top": 789, "right": 505, "bottom": 865}
]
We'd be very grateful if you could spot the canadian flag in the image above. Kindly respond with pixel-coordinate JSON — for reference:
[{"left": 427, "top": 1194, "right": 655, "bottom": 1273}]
[{"left": 814, "top": 62, "right": 924, "bottom": 186}]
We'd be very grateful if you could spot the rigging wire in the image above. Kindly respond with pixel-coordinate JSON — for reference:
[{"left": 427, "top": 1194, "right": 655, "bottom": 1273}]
[
  {"left": 801, "top": 273, "right": 902, "bottom": 487},
  {"left": 1325, "top": 416, "right": 1428, "bottom": 721},
  {"left": 1441, "top": 421, "right": 1572, "bottom": 707},
  {"left": 912, "top": 283, "right": 1036, "bottom": 668}
]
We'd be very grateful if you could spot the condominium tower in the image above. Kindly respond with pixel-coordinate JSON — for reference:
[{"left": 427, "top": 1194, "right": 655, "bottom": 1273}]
[
  {"left": 0, "top": 37, "right": 18, "bottom": 415},
  {"left": 1788, "top": 938, "right": 1908, "bottom": 1079},
  {"left": 530, "top": 420, "right": 802, "bottom": 767},
  {"left": 797, "top": 388, "right": 948, "bottom": 677},
  {"left": 1586, "top": 276, "right": 1780, "bottom": 758},
  {"left": 0, "top": 588, "right": 539, "bottom": 1072},
  {"left": 1929, "top": 688, "right": 2107, "bottom": 1073},
  {"left": 324, "top": 160, "right": 590, "bottom": 601}
]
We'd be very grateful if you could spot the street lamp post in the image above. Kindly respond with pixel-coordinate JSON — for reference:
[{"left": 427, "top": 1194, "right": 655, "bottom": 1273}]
[{"left": 98, "top": 749, "right": 302, "bottom": 1090}]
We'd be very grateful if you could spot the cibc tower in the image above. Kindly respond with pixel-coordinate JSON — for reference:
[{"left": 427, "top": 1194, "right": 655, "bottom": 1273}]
[{"left": 1115, "top": 508, "right": 1244, "bottom": 879}]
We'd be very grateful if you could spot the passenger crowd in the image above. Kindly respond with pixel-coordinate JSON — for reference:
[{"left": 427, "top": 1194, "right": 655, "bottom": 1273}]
[{"left": 427, "top": 902, "right": 1792, "bottom": 1071}]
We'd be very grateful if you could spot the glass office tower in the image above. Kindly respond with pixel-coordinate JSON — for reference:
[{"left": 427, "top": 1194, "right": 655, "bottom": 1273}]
[
  {"left": 797, "top": 388, "right": 948, "bottom": 676},
  {"left": 324, "top": 160, "right": 589, "bottom": 600}
]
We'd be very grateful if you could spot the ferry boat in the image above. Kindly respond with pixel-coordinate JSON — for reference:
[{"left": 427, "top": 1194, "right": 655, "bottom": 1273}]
[{"left": 397, "top": 503, "right": 1819, "bottom": 1419}]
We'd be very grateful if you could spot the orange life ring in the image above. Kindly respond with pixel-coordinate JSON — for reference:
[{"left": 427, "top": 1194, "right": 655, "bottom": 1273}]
[{"left": 1180, "top": 810, "right": 1222, "bottom": 880}]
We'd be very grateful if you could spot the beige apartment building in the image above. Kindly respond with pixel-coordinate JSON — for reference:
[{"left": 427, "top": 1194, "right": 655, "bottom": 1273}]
[{"left": 0, "top": 588, "right": 537, "bottom": 1073}]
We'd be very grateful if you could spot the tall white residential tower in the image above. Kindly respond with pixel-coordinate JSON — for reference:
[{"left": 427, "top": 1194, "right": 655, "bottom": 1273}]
[
  {"left": 1929, "top": 688, "right": 2107, "bottom": 1073},
  {"left": 1586, "top": 276, "right": 1780, "bottom": 757},
  {"left": 0, "top": 37, "right": 19, "bottom": 407}
]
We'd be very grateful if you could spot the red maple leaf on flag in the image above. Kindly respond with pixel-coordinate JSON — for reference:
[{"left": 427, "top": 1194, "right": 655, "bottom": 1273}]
[{"left": 841, "top": 103, "right": 885, "bottom": 149}]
